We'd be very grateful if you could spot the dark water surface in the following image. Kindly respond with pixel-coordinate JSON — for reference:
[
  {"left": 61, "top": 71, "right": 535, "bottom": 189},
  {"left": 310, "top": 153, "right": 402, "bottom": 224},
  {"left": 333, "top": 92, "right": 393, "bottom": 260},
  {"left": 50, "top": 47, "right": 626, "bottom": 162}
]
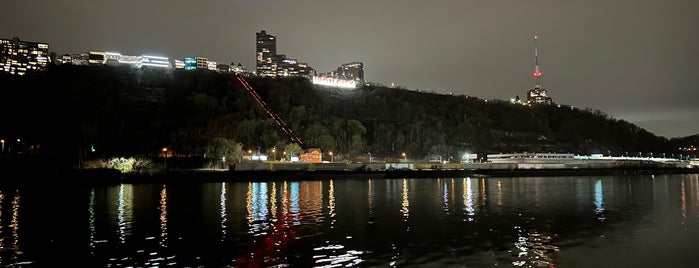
[{"left": 1, "top": 174, "right": 698, "bottom": 267}]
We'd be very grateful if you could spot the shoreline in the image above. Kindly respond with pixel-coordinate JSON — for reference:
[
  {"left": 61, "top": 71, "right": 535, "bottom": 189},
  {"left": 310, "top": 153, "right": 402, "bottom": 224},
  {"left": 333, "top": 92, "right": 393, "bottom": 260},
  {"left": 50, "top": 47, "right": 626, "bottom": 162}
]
[{"left": 70, "top": 166, "right": 699, "bottom": 185}]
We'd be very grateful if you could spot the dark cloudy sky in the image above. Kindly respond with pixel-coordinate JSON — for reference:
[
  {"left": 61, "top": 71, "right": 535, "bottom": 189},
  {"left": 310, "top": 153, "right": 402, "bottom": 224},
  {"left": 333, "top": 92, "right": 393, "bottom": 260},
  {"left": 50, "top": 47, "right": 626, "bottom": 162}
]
[{"left": 4, "top": 0, "right": 698, "bottom": 137}]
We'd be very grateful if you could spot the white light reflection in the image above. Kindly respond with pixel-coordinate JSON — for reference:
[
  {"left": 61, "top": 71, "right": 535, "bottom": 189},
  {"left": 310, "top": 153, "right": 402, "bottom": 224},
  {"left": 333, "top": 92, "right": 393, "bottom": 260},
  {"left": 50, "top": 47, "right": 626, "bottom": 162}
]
[
  {"left": 328, "top": 180, "right": 336, "bottom": 228},
  {"left": 281, "top": 181, "right": 289, "bottom": 217},
  {"left": 220, "top": 182, "right": 227, "bottom": 241},
  {"left": 313, "top": 246, "right": 365, "bottom": 267},
  {"left": 247, "top": 182, "right": 269, "bottom": 234},
  {"left": 270, "top": 182, "right": 277, "bottom": 219},
  {"left": 290, "top": 182, "right": 300, "bottom": 225},
  {"left": 117, "top": 184, "right": 133, "bottom": 243},
  {"left": 464, "top": 178, "right": 475, "bottom": 221},
  {"left": 11, "top": 191, "right": 20, "bottom": 253},
  {"left": 681, "top": 179, "right": 686, "bottom": 225},
  {"left": 511, "top": 226, "right": 558, "bottom": 267},
  {"left": 594, "top": 180, "right": 605, "bottom": 221},
  {"left": 89, "top": 188, "right": 96, "bottom": 254},
  {"left": 442, "top": 180, "right": 449, "bottom": 214},
  {"left": 160, "top": 185, "right": 168, "bottom": 248},
  {"left": 401, "top": 179, "right": 410, "bottom": 226}
]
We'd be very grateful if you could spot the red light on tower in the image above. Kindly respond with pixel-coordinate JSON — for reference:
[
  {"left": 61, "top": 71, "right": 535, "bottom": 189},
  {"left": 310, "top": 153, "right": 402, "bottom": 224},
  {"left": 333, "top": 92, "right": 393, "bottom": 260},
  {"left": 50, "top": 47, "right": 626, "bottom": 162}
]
[{"left": 534, "top": 71, "right": 542, "bottom": 77}]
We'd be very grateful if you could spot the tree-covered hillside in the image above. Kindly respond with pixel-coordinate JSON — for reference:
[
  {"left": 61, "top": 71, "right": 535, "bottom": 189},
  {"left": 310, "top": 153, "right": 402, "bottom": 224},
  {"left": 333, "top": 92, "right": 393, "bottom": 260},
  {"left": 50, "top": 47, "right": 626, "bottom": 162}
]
[{"left": 0, "top": 65, "right": 684, "bottom": 168}]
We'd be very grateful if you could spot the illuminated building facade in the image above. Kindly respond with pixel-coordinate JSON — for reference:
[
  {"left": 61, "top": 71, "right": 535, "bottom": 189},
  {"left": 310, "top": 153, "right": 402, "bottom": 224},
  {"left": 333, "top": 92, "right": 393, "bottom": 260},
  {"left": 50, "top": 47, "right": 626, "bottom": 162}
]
[
  {"left": 0, "top": 37, "right": 49, "bottom": 75},
  {"left": 196, "top": 57, "right": 208, "bottom": 69},
  {"left": 256, "top": 30, "right": 277, "bottom": 77},
  {"left": 256, "top": 30, "right": 314, "bottom": 77},
  {"left": 184, "top": 57, "right": 196, "bottom": 70},
  {"left": 336, "top": 62, "right": 364, "bottom": 82},
  {"left": 88, "top": 51, "right": 107, "bottom": 65},
  {"left": 85, "top": 51, "right": 170, "bottom": 68},
  {"left": 72, "top": 53, "right": 89, "bottom": 65}
]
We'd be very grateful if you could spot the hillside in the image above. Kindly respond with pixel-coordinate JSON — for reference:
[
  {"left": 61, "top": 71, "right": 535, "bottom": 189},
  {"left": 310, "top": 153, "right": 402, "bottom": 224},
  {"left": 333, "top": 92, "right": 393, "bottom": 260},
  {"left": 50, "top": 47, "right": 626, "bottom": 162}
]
[{"left": 0, "top": 65, "right": 685, "bottom": 168}]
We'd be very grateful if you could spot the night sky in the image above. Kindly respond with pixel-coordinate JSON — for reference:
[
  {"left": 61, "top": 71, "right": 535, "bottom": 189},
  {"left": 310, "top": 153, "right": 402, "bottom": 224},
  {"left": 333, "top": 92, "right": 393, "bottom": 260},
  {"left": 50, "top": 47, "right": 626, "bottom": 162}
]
[{"left": 4, "top": 0, "right": 698, "bottom": 138}]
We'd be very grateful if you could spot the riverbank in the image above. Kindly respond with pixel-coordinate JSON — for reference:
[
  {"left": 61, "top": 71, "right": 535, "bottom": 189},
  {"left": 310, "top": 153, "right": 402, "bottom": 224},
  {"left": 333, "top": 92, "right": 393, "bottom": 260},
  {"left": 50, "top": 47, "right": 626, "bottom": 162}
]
[
  {"left": 62, "top": 165, "right": 699, "bottom": 185},
  {"left": 2, "top": 155, "right": 698, "bottom": 185}
]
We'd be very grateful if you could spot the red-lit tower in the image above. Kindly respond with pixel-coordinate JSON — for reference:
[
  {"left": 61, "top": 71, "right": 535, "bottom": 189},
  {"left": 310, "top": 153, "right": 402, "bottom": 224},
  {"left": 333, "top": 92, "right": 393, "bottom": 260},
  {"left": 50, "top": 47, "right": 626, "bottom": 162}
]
[
  {"left": 533, "top": 35, "right": 542, "bottom": 88},
  {"left": 526, "top": 35, "right": 552, "bottom": 105}
]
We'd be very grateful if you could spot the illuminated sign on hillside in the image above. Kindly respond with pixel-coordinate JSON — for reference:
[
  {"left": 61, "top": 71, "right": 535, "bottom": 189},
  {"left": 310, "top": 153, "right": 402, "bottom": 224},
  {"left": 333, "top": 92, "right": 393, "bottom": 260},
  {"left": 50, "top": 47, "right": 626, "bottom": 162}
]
[{"left": 312, "top": 76, "right": 356, "bottom": 89}]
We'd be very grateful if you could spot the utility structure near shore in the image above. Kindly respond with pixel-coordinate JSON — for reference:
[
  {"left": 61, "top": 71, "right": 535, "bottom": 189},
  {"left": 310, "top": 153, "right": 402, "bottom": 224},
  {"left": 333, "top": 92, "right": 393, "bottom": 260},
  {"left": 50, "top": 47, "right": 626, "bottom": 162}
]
[{"left": 526, "top": 35, "right": 553, "bottom": 105}]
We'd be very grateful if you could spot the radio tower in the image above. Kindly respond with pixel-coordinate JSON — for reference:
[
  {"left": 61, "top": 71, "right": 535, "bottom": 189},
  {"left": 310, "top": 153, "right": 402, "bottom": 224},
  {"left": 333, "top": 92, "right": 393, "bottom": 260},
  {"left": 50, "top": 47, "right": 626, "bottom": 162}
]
[
  {"left": 526, "top": 34, "right": 552, "bottom": 105},
  {"left": 533, "top": 35, "right": 542, "bottom": 88}
]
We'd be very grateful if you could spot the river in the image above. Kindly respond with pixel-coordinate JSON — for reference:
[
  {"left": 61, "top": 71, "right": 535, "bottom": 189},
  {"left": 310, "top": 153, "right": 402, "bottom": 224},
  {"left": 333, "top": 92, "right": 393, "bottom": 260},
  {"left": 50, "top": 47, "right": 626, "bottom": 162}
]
[{"left": 1, "top": 174, "right": 698, "bottom": 267}]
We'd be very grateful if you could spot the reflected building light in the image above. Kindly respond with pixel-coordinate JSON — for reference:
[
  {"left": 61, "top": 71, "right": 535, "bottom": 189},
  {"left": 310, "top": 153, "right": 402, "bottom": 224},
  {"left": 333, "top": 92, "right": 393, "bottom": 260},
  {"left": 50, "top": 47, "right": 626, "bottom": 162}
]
[
  {"left": 442, "top": 180, "right": 449, "bottom": 214},
  {"left": 246, "top": 182, "right": 253, "bottom": 228},
  {"left": 282, "top": 181, "right": 289, "bottom": 217},
  {"left": 220, "top": 182, "right": 227, "bottom": 241},
  {"left": 451, "top": 179, "right": 456, "bottom": 210},
  {"left": 368, "top": 179, "right": 374, "bottom": 214},
  {"left": 328, "top": 180, "right": 336, "bottom": 228},
  {"left": 401, "top": 179, "right": 410, "bottom": 225},
  {"left": 270, "top": 182, "right": 277, "bottom": 219},
  {"left": 290, "top": 182, "right": 300, "bottom": 225},
  {"left": 160, "top": 185, "right": 168, "bottom": 247},
  {"left": 116, "top": 184, "right": 134, "bottom": 243},
  {"left": 497, "top": 180, "right": 503, "bottom": 206},
  {"left": 89, "top": 188, "right": 96, "bottom": 254},
  {"left": 681, "top": 180, "right": 687, "bottom": 225},
  {"left": 464, "top": 178, "right": 475, "bottom": 221},
  {"left": 480, "top": 179, "right": 487, "bottom": 207},
  {"left": 249, "top": 182, "right": 269, "bottom": 233},
  {"left": 594, "top": 180, "right": 605, "bottom": 221},
  {"left": 11, "top": 191, "right": 20, "bottom": 253}
]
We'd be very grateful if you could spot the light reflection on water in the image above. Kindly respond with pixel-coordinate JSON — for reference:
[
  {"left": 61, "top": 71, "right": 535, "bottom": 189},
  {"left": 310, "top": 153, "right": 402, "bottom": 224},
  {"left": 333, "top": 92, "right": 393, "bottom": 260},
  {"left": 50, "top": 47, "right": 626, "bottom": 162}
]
[{"left": 1, "top": 174, "right": 699, "bottom": 266}]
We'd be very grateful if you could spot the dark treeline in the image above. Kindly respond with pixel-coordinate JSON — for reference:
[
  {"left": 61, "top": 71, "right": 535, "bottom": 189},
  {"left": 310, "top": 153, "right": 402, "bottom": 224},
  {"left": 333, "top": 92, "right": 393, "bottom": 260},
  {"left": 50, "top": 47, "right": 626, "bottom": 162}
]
[{"left": 0, "top": 65, "right": 691, "bottom": 168}]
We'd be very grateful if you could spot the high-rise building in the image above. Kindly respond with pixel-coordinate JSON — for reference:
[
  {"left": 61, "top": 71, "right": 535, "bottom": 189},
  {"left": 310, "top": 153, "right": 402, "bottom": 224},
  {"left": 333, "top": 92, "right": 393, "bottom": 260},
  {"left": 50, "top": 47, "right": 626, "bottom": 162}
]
[
  {"left": 526, "top": 35, "right": 552, "bottom": 105},
  {"left": 0, "top": 37, "right": 49, "bottom": 75},
  {"left": 256, "top": 30, "right": 314, "bottom": 77},
  {"left": 256, "top": 30, "right": 277, "bottom": 77},
  {"left": 336, "top": 62, "right": 364, "bottom": 82}
]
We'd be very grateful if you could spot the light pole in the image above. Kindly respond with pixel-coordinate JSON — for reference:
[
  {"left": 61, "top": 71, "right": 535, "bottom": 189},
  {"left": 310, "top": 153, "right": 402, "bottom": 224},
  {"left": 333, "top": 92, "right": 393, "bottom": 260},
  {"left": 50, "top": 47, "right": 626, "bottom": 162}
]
[
  {"left": 329, "top": 151, "right": 333, "bottom": 163},
  {"left": 222, "top": 156, "right": 226, "bottom": 170},
  {"left": 368, "top": 152, "right": 372, "bottom": 163},
  {"left": 402, "top": 152, "right": 406, "bottom": 163},
  {"left": 1, "top": 139, "right": 4, "bottom": 153},
  {"left": 272, "top": 147, "right": 276, "bottom": 161},
  {"left": 162, "top": 147, "right": 168, "bottom": 170}
]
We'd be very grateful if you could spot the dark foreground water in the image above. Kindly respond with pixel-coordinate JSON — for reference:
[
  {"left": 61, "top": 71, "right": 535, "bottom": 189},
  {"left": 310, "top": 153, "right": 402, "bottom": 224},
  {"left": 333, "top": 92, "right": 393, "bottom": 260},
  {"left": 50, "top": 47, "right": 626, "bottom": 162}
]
[{"left": 1, "top": 174, "right": 699, "bottom": 267}]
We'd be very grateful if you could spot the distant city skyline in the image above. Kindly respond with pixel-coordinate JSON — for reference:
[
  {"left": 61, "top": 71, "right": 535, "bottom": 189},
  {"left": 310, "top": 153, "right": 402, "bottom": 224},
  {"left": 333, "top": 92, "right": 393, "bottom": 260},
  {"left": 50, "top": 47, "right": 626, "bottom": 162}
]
[{"left": 3, "top": 0, "right": 698, "bottom": 137}]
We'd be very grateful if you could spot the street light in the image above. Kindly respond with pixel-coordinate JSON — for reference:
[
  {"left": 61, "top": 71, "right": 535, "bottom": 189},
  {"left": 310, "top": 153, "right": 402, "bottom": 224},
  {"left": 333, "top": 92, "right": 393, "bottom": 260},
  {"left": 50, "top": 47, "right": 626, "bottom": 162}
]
[
  {"left": 162, "top": 148, "right": 168, "bottom": 170},
  {"left": 222, "top": 156, "right": 226, "bottom": 170},
  {"left": 1, "top": 139, "right": 4, "bottom": 153},
  {"left": 272, "top": 147, "right": 276, "bottom": 161},
  {"left": 329, "top": 151, "right": 333, "bottom": 163},
  {"left": 402, "top": 152, "right": 406, "bottom": 163}
]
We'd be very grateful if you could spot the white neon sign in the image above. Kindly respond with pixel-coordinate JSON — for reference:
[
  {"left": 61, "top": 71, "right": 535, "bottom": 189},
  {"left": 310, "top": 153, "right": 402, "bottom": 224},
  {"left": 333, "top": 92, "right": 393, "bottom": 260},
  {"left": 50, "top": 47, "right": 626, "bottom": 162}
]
[{"left": 312, "top": 76, "right": 356, "bottom": 89}]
